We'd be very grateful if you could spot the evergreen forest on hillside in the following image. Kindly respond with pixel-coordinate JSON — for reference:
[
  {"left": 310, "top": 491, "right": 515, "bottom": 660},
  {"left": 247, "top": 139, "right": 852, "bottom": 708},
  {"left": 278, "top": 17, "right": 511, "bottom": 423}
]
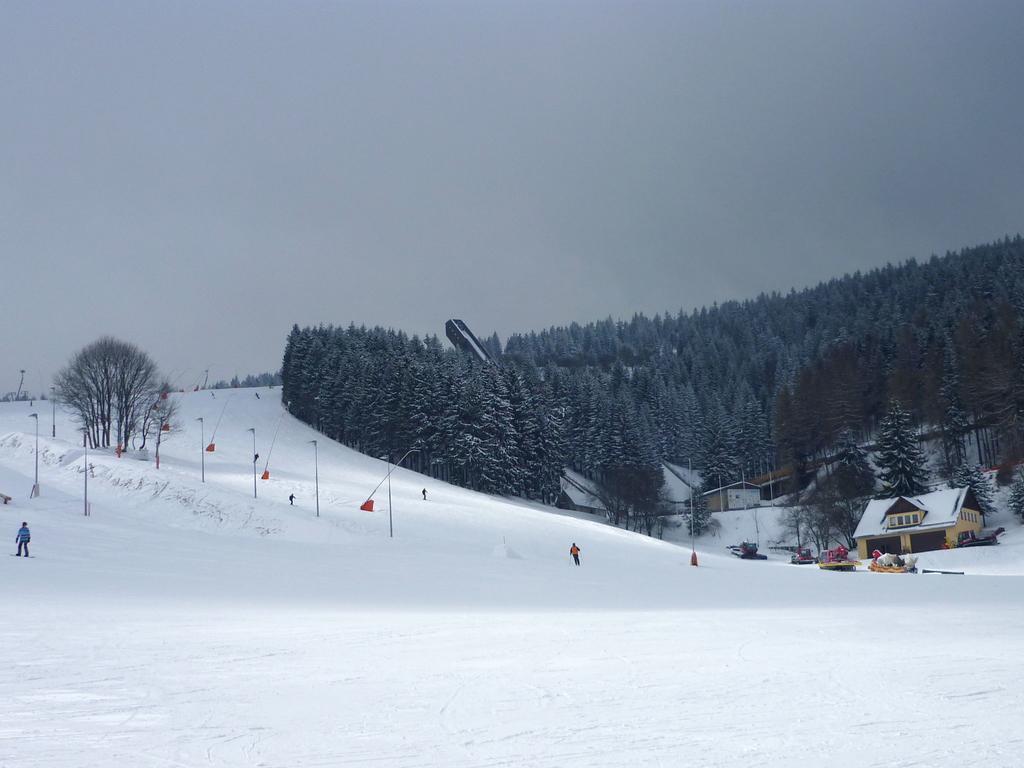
[{"left": 281, "top": 237, "right": 1024, "bottom": 530}]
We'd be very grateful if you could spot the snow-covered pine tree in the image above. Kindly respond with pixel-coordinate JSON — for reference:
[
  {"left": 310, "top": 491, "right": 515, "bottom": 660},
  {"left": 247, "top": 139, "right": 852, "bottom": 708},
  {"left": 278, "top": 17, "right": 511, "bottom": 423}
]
[
  {"left": 1009, "top": 469, "right": 1024, "bottom": 522},
  {"left": 939, "top": 342, "right": 968, "bottom": 468},
  {"left": 875, "top": 400, "right": 929, "bottom": 496},
  {"left": 949, "top": 463, "right": 995, "bottom": 517}
]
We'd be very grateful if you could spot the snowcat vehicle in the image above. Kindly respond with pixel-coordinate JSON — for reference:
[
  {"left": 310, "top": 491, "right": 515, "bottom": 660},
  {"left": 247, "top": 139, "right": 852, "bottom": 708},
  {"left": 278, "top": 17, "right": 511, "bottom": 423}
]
[
  {"left": 868, "top": 550, "right": 918, "bottom": 573},
  {"left": 817, "top": 545, "right": 858, "bottom": 572},
  {"left": 728, "top": 541, "right": 768, "bottom": 560},
  {"left": 955, "top": 527, "right": 1005, "bottom": 548},
  {"left": 790, "top": 546, "right": 816, "bottom": 565}
]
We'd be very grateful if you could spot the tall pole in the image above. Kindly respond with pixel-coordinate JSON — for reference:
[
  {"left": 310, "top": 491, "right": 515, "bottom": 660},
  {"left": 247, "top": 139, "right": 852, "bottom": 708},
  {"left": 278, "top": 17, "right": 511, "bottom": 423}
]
[
  {"left": 83, "top": 428, "right": 89, "bottom": 516},
  {"left": 689, "top": 458, "right": 694, "bottom": 549},
  {"left": 196, "top": 417, "right": 205, "bottom": 483},
  {"left": 309, "top": 439, "right": 319, "bottom": 517},
  {"left": 387, "top": 452, "right": 393, "bottom": 538},
  {"left": 50, "top": 387, "right": 56, "bottom": 437},
  {"left": 248, "top": 428, "right": 257, "bottom": 499},
  {"left": 767, "top": 454, "right": 775, "bottom": 507},
  {"left": 28, "top": 413, "right": 39, "bottom": 497},
  {"left": 689, "top": 457, "right": 698, "bottom": 567}
]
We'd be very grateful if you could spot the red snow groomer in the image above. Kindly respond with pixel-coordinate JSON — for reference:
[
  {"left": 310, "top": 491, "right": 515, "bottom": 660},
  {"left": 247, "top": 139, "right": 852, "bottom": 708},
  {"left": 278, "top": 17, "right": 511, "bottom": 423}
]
[
  {"left": 728, "top": 541, "right": 768, "bottom": 560},
  {"left": 956, "top": 527, "right": 1005, "bottom": 548},
  {"left": 817, "top": 544, "right": 859, "bottom": 572},
  {"left": 790, "top": 546, "right": 816, "bottom": 565}
]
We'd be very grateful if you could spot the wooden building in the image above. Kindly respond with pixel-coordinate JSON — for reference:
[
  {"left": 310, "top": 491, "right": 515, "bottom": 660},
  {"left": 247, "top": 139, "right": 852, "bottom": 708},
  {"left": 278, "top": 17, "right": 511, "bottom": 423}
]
[{"left": 853, "top": 487, "right": 983, "bottom": 558}]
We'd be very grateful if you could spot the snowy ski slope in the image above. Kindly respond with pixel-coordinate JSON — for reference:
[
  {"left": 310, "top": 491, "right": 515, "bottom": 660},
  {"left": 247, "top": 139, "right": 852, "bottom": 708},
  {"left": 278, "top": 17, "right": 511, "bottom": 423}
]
[{"left": 1, "top": 390, "right": 1023, "bottom": 768}]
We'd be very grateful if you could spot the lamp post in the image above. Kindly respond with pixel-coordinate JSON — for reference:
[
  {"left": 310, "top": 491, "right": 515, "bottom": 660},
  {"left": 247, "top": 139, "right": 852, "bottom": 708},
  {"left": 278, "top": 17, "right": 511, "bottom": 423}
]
[
  {"left": 309, "top": 439, "right": 319, "bottom": 517},
  {"left": 689, "top": 457, "right": 698, "bottom": 567},
  {"left": 28, "top": 413, "right": 39, "bottom": 498},
  {"left": 248, "top": 428, "right": 257, "bottom": 499},
  {"left": 50, "top": 387, "right": 56, "bottom": 438},
  {"left": 82, "top": 428, "right": 90, "bottom": 516},
  {"left": 196, "top": 417, "right": 205, "bottom": 483}
]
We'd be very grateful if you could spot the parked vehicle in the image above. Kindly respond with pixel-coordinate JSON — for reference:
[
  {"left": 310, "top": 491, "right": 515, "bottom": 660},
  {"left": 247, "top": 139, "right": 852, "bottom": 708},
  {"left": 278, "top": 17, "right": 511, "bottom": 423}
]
[
  {"left": 728, "top": 542, "right": 768, "bottom": 560},
  {"left": 817, "top": 545, "right": 858, "bottom": 572},
  {"left": 956, "top": 527, "right": 1005, "bottom": 548},
  {"left": 790, "top": 546, "right": 816, "bottom": 565}
]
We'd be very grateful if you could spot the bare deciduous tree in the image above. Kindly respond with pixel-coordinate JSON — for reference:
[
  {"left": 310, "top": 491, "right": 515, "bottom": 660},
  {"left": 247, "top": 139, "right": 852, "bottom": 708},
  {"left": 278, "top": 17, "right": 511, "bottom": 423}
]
[{"left": 54, "top": 337, "right": 162, "bottom": 450}]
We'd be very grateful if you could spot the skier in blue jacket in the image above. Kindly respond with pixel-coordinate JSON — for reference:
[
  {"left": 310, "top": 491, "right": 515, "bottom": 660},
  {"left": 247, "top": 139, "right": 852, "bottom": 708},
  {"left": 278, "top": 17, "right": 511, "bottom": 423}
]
[{"left": 15, "top": 523, "right": 30, "bottom": 557}]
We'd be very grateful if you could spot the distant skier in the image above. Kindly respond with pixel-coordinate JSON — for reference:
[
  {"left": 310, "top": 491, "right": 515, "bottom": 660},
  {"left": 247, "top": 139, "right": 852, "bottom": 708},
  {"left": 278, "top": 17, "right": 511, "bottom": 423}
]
[
  {"left": 289, "top": 494, "right": 295, "bottom": 505},
  {"left": 15, "top": 522, "right": 30, "bottom": 557},
  {"left": 422, "top": 488, "right": 427, "bottom": 501},
  {"left": 255, "top": 392, "right": 260, "bottom": 399},
  {"left": 570, "top": 543, "right": 581, "bottom": 566}
]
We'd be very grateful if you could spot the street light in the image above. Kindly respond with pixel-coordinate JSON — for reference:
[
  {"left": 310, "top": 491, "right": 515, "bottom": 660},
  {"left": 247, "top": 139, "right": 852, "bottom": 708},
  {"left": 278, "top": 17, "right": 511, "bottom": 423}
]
[
  {"left": 248, "top": 428, "right": 257, "bottom": 499},
  {"left": 28, "top": 413, "right": 39, "bottom": 498},
  {"left": 82, "top": 427, "right": 90, "bottom": 516},
  {"left": 196, "top": 417, "right": 205, "bottom": 483},
  {"left": 49, "top": 387, "right": 56, "bottom": 438},
  {"left": 309, "top": 439, "right": 319, "bottom": 517}
]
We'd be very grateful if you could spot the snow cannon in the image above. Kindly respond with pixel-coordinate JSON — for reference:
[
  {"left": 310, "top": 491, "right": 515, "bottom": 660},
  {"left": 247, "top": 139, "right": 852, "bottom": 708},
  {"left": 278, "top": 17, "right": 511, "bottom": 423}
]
[
  {"left": 205, "top": 443, "right": 216, "bottom": 452},
  {"left": 360, "top": 499, "right": 375, "bottom": 512},
  {"left": 161, "top": 423, "right": 171, "bottom": 432},
  {"left": 261, "top": 470, "right": 270, "bottom": 480}
]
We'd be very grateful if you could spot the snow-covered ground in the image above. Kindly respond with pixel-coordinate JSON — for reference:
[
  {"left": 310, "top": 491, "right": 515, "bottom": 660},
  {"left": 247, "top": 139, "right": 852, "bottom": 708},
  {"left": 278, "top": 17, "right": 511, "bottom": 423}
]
[{"left": 2, "top": 390, "right": 1024, "bottom": 767}]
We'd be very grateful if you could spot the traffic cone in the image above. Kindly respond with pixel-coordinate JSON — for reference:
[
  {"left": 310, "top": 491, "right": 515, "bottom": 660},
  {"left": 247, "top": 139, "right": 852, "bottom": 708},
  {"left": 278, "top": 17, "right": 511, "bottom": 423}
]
[{"left": 690, "top": 550, "right": 699, "bottom": 567}]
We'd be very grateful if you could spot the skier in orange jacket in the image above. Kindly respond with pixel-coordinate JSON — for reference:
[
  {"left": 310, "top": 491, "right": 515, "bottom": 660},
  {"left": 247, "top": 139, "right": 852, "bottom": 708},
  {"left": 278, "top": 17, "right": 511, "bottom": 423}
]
[{"left": 570, "top": 543, "right": 581, "bottom": 566}]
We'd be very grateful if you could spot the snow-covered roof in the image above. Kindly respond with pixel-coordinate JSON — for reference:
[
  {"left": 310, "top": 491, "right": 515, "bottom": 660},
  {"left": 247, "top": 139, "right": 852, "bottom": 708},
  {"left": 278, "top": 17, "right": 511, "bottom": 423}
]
[
  {"left": 853, "top": 487, "right": 972, "bottom": 540},
  {"left": 660, "top": 464, "right": 692, "bottom": 505},
  {"left": 702, "top": 480, "right": 761, "bottom": 496},
  {"left": 560, "top": 469, "right": 606, "bottom": 511},
  {"left": 663, "top": 461, "right": 703, "bottom": 491}
]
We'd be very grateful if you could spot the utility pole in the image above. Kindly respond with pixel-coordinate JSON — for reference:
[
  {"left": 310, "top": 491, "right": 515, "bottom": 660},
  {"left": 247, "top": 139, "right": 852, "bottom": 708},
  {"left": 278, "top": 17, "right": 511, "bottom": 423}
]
[
  {"left": 309, "top": 439, "right": 319, "bottom": 517},
  {"left": 196, "top": 417, "right": 205, "bottom": 482},
  {"left": 689, "top": 457, "right": 697, "bottom": 566},
  {"left": 50, "top": 387, "right": 56, "bottom": 438},
  {"left": 248, "top": 428, "right": 257, "bottom": 499},
  {"left": 28, "top": 413, "right": 39, "bottom": 498},
  {"left": 83, "top": 428, "right": 90, "bottom": 516}
]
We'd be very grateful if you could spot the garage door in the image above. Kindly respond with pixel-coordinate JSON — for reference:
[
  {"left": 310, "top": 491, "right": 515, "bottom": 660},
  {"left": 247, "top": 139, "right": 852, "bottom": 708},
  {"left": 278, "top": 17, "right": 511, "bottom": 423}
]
[
  {"left": 909, "top": 530, "right": 947, "bottom": 553},
  {"left": 866, "top": 536, "right": 902, "bottom": 555}
]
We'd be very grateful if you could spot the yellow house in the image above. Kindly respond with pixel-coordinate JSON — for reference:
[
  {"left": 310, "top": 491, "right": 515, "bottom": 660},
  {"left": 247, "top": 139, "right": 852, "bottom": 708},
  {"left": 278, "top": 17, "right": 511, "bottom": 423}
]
[{"left": 854, "top": 487, "right": 984, "bottom": 558}]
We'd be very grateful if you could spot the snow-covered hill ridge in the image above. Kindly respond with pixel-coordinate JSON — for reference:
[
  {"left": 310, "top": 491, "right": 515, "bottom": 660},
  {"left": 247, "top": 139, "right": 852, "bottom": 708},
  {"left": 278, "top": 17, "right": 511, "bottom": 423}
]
[{"left": 0, "top": 389, "right": 1022, "bottom": 612}]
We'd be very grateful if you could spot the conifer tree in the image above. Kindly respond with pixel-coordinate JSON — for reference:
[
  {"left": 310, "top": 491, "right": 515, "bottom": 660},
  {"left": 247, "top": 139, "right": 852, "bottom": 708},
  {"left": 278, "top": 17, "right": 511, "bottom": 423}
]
[
  {"left": 949, "top": 463, "right": 995, "bottom": 517},
  {"left": 875, "top": 400, "right": 929, "bottom": 496},
  {"left": 1009, "top": 470, "right": 1024, "bottom": 522}
]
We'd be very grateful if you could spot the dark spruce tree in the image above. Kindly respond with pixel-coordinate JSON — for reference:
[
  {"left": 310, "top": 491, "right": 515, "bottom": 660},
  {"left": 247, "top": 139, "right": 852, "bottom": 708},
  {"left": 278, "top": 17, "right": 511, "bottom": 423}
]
[{"left": 875, "top": 401, "right": 929, "bottom": 496}]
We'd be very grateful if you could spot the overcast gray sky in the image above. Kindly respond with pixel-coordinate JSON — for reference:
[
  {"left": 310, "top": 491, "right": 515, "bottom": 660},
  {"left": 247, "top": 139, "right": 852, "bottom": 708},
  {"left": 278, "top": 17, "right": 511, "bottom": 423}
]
[{"left": 2, "top": 0, "right": 1023, "bottom": 392}]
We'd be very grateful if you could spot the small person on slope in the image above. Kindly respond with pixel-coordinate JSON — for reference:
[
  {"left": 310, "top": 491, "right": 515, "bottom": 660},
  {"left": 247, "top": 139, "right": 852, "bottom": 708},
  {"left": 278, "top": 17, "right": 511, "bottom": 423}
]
[
  {"left": 15, "top": 522, "right": 30, "bottom": 557},
  {"left": 570, "top": 543, "right": 581, "bottom": 566}
]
